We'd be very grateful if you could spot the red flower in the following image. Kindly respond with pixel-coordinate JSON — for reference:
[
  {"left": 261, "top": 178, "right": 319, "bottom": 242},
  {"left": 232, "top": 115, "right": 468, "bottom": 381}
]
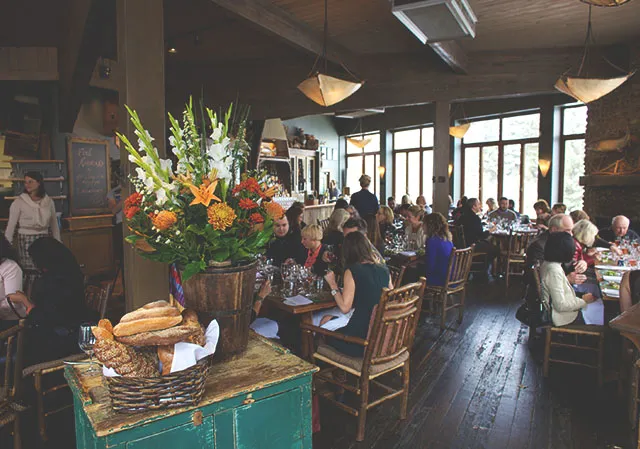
[
  {"left": 125, "top": 206, "right": 140, "bottom": 219},
  {"left": 232, "top": 178, "right": 263, "bottom": 196},
  {"left": 124, "top": 193, "right": 144, "bottom": 219},
  {"left": 238, "top": 198, "right": 259, "bottom": 210},
  {"left": 249, "top": 212, "right": 265, "bottom": 224}
]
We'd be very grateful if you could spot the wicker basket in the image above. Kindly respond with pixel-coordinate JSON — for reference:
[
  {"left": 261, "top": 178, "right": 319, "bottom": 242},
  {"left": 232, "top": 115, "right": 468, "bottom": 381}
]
[{"left": 106, "top": 355, "right": 212, "bottom": 413}]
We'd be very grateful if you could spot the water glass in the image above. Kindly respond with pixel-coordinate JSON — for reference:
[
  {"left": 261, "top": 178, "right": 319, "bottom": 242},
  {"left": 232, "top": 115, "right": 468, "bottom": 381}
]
[{"left": 78, "top": 323, "right": 98, "bottom": 372}]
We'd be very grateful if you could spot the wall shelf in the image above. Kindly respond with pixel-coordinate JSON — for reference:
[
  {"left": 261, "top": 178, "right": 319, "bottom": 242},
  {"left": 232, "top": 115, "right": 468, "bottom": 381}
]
[
  {"left": 0, "top": 177, "right": 65, "bottom": 182},
  {"left": 4, "top": 195, "right": 67, "bottom": 200}
]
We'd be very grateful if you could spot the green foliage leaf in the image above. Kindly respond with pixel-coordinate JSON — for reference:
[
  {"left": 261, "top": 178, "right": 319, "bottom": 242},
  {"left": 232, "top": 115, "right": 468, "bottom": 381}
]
[{"left": 182, "top": 260, "right": 206, "bottom": 282}]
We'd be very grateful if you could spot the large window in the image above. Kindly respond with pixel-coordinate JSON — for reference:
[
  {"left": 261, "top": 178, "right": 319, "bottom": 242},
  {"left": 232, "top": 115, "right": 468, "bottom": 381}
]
[
  {"left": 560, "top": 105, "right": 587, "bottom": 211},
  {"left": 345, "top": 132, "right": 380, "bottom": 196},
  {"left": 392, "top": 126, "right": 434, "bottom": 205},
  {"left": 461, "top": 112, "right": 540, "bottom": 216}
]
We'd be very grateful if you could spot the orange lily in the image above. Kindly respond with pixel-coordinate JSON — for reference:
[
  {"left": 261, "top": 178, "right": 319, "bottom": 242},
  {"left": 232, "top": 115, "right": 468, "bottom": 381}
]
[
  {"left": 261, "top": 184, "right": 278, "bottom": 199},
  {"left": 188, "top": 180, "right": 221, "bottom": 207}
]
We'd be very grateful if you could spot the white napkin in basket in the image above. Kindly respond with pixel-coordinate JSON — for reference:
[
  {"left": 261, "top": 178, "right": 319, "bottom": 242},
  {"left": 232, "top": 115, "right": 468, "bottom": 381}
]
[{"left": 102, "top": 320, "right": 219, "bottom": 377}]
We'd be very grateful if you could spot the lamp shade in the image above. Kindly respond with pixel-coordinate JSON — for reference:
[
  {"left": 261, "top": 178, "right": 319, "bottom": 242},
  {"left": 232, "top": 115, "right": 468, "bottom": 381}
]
[
  {"left": 262, "top": 118, "right": 288, "bottom": 141},
  {"left": 554, "top": 73, "right": 635, "bottom": 104},
  {"left": 538, "top": 159, "right": 551, "bottom": 178},
  {"left": 346, "top": 137, "right": 372, "bottom": 149},
  {"left": 449, "top": 122, "right": 470, "bottom": 138},
  {"left": 580, "top": 0, "right": 631, "bottom": 6},
  {"left": 298, "top": 73, "right": 363, "bottom": 107},
  {"left": 378, "top": 166, "right": 386, "bottom": 178}
]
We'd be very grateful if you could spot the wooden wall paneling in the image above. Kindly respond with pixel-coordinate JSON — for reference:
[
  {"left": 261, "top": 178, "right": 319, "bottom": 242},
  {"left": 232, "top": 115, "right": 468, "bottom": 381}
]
[
  {"left": 62, "top": 226, "right": 114, "bottom": 276},
  {"left": 0, "top": 47, "right": 58, "bottom": 81}
]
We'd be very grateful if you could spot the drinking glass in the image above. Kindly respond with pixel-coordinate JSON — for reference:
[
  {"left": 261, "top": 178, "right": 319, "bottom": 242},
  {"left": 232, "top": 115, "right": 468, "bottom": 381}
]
[{"left": 78, "top": 323, "right": 98, "bottom": 372}]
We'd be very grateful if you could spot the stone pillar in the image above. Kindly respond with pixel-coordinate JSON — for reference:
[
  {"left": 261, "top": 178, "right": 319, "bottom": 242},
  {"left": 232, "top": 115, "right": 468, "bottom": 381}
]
[
  {"left": 117, "top": 0, "right": 168, "bottom": 310},
  {"left": 538, "top": 101, "right": 554, "bottom": 203},
  {"left": 433, "top": 101, "right": 451, "bottom": 214}
]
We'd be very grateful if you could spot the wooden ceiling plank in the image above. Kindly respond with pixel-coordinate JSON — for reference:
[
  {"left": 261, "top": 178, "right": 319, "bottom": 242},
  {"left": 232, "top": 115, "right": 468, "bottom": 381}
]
[
  {"left": 429, "top": 41, "right": 468, "bottom": 74},
  {"left": 208, "top": 0, "right": 361, "bottom": 73}
]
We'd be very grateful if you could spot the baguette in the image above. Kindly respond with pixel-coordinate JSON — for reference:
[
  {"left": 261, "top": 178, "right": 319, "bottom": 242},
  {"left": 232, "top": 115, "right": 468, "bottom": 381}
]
[
  {"left": 113, "top": 316, "right": 183, "bottom": 337},
  {"left": 120, "top": 305, "right": 181, "bottom": 323},
  {"left": 142, "top": 300, "right": 172, "bottom": 309},
  {"left": 115, "top": 323, "right": 198, "bottom": 346},
  {"left": 157, "top": 345, "right": 174, "bottom": 375}
]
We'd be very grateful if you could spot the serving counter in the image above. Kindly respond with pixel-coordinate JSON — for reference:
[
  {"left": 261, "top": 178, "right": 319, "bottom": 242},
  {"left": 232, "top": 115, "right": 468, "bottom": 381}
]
[{"left": 303, "top": 203, "right": 334, "bottom": 225}]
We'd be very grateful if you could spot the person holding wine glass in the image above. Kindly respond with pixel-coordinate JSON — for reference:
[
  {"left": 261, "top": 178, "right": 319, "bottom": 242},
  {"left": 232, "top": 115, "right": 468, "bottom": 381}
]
[{"left": 7, "top": 237, "right": 92, "bottom": 365}]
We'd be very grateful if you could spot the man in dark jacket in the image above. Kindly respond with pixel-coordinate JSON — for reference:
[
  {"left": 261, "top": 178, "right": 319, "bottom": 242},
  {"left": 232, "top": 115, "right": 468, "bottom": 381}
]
[
  {"left": 265, "top": 216, "right": 306, "bottom": 266},
  {"left": 349, "top": 174, "right": 379, "bottom": 220},
  {"left": 597, "top": 215, "right": 639, "bottom": 245},
  {"left": 456, "top": 198, "right": 498, "bottom": 278}
]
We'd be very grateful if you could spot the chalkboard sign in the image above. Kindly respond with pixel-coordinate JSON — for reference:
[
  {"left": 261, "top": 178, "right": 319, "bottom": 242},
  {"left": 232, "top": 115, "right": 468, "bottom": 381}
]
[{"left": 67, "top": 137, "right": 110, "bottom": 215}]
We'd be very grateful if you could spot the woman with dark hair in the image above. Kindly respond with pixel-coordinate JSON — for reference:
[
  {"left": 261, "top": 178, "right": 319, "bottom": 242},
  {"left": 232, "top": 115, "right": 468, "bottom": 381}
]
[
  {"left": 534, "top": 199, "right": 552, "bottom": 230},
  {"left": 0, "top": 236, "right": 24, "bottom": 323},
  {"left": 7, "top": 237, "right": 91, "bottom": 364},
  {"left": 424, "top": 213, "right": 454, "bottom": 286},
  {"left": 5, "top": 171, "right": 61, "bottom": 291},
  {"left": 285, "top": 205, "right": 304, "bottom": 239},
  {"left": 323, "top": 231, "right": 392, "bottom": 357},
  {"left": 334, "top": 198, "right": 349, "bottom": 211},
  {"left": 540, "top": 232, "right": 596, "bottom": 327}
]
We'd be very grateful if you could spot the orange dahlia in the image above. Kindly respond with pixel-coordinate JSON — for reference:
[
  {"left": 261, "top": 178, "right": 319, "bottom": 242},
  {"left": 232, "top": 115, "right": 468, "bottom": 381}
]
[
  {"left": 263, "top": 201, "right": 285, "bottom": 220},
  {"left": 150, "top": 210, "right": 178, "bottom": 231},
  {"left": 249, "top": 212, "right": 265, "bottom": 224},
  {"left": 207, "top": 203, "right": 236, "bottom": 231},
  {"left": 124, "top": 192, "right": 143, "bottom": 219},
  {"left": 238, "top": 198, "right": 258, "bottom": 210}
]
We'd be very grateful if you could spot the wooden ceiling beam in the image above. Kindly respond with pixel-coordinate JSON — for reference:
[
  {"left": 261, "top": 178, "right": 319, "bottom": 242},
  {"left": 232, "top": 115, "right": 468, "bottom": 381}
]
[
  {"left": 58, "top": 0, "right": 112, "bottom": 132},
  {"left": 429, "top": 41, "right": 468, "bottom": 74},
  {"left": 208, "top": 0, "right": 363, "bottom": 74}
]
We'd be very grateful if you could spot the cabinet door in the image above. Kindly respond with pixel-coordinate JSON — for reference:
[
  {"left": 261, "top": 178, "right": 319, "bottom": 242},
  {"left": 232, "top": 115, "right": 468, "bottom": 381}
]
[
  {"left": 125, "top": 415, "right": 214, "bottom": 449},
  {"left": 214, "top": 388, "right": 304, "bottom": 449}
]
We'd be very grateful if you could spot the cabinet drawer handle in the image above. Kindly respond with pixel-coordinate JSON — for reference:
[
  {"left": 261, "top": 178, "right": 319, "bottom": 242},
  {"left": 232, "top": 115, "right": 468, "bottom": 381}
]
[
  {"left": 242, "top": 398, "right": 255, "bottom": 405},
  {"left": 192, "top": 410, "right": 203, "bottom": 426}
]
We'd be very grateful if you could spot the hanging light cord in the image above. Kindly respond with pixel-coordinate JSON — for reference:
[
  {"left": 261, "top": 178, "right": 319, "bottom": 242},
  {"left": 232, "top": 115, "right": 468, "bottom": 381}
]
[{"left": 577, "top": 4, "right": 626, "bottom": 76}]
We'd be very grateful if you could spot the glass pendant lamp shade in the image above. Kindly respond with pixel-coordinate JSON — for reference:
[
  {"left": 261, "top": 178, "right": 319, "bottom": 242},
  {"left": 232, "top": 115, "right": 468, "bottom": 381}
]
[
  {"left": 449, "top": 122, "right": 471, "bottom": 138},
  {"left": 554, "top": 73, "right": 635, "bottom": 104},
  {"left": 580, "top": 0, "right": 631, "bottom": 6},
  {"left": 298, "top": 73, "right": 363, "bottom": 107},
  {"left": 346, "top": 137, "right": 371, "bottom": 148}
]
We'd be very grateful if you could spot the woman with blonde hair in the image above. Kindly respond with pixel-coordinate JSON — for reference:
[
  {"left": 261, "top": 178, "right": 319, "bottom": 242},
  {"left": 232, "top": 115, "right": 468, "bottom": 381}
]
[
  {"left": 401, "top": 194, "right": 412, "bottom": 206},
  {"left": 570, "top": 209, "right": 589, "bottom": 223},
  {"left": 485, "top": 198, "right": 497, "bottom": 215},
  {"left": 424, "top": 213, "right": 454, "bottom": 286},
  {"left": 405, "top": 205, "right": 426, "bottom": 249},
  {"left": 572, "top": 219, "right": 600, "bottom": 268},
  {"left": 301, "top": 224, "right": 329, "bottom": 276},
  {"left": 376, "top": 206, "right": 395, "bottom": 242},
  {"left": 323, "top": 209, "right": 350, "bottom": 247}
]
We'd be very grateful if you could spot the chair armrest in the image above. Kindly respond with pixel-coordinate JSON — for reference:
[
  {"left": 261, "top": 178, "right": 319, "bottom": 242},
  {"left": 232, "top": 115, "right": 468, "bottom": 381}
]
[{"left": 299, "top": 323, "right": 367, "bottom": 346}]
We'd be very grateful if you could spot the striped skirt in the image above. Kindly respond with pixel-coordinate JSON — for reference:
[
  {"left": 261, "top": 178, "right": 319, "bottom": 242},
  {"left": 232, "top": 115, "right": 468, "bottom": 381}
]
[{"left": 17, "top": 232, "right": 48, "bottom": 294}]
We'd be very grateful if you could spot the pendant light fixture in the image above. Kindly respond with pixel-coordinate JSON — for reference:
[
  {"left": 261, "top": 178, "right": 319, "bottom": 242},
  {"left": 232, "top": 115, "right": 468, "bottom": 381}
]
[
  {"left": 297, "top": 0, "right": 364, "bottom": 107},
  {"left": 580, "top": 0, "right": 631, "bottom": 6},
  {"left": 554, "top": 4, "right": 635, "bottom": 103},
  {"left": 449, "top": 103, "right": 472, "bottom": 138}
]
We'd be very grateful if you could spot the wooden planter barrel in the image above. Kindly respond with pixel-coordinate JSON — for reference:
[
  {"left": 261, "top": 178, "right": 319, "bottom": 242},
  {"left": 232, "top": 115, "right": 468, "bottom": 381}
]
[{"left": 181, "top": 261, "right": 258, "bottom": 358}]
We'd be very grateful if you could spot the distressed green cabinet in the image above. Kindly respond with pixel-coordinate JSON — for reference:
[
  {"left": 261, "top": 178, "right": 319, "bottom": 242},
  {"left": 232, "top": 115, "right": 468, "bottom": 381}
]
[{"left": 65, "top": 334, "right": 318, "bottom": 449}]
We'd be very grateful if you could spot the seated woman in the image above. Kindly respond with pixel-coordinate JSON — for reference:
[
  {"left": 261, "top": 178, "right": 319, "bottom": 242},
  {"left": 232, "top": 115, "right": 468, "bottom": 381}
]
[
  {"left": 376, "top": 206, "right": 395, "bottom": 245},
  {"left": 322, "top": 231, "right": 393, "bottom": 356},
  {"left": 7, "top": 237, "right": 92, "bottom": 365},
  {"left": 0, "top": 236, "right": 24, "bottom": 326},
  {"left": 572, "top": 219, "right": 600, "bottom": 269},
  {"left": 424, "top": 213, "right": 454, "bottom": 286},
  {"left": 534, "top": 199, "right": 552, "bottom": 231},
  {"left": 322, "top": 209, "right": 350, "bottom": 248},
  {"left": 302, "top": 224, "right": 329, "bottom": 276},
  {"left": 404, "top": 205, "right": 426, "bottom": 249},
  {"left": 620, "top": 270, "right": 640, "bottom": 313},
  {"left": 540, "top": 232, "right": 597, "bottom": 327}
]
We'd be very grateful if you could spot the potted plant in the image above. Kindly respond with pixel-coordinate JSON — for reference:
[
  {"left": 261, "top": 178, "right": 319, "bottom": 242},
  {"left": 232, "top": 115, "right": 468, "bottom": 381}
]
[{"left": 117, "top": 99, "right": 284, "bottom": 356}]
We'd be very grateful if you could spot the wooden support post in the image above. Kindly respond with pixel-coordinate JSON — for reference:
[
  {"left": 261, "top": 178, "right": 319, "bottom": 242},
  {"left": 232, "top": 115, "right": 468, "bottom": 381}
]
[
  {"left": 538, "top": 101, "right": 554, "bottom": 203},
  {"left": 433, "top": 102, "right": 451, "bottom": 215},
  {"left": 117, "top": 0, "right": 168, "bottom": 310}
]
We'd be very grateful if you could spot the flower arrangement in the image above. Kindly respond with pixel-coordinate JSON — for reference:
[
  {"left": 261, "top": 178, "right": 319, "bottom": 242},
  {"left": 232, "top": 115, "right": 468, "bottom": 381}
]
[{"left": 117, "top": 99, "right": 284, "bottom": 280}]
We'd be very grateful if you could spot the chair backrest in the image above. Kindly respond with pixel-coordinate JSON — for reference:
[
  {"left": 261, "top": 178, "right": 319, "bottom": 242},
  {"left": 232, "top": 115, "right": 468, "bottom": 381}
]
[
  {"left": 450, "top": 225, "right": 466, "bottom": 249},
  {"left": 318, "top": 218, "right": 330, "bottom": 232},
  {"left": 85, "top": 283, "right": 113, "bottom": 320},
  {"left": 388, "top": 264, "right": 407, "bottom": 288},
  {"left": 1, "top": 320, "right": 25, "bottom": 402},
  {"left": 531, "top": 263, "right": 543, "bottom": 300},
  {"left": 508, "top": 231, "right": 536, "bottom": 257},
  {"left": 363, "top": 278, "right": 426, "bottom": 371},
  {"left": 445, "top": 247, "right": 474, "bottom": 291}
]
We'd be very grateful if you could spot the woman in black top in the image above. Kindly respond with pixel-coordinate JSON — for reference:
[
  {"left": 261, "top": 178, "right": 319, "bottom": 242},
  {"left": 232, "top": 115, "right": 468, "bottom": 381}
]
[
  {"left": 323, "top": 209, "right": 350, "bottom": 248},
  {"left": 286, "top": 205, "right": 305, "bottom": 239},
  {"left": 8, "top": 237, "right": 92, "bottom": 364},
  {"left": 324, "top": 232, "right": 392, "bottom": 357}
]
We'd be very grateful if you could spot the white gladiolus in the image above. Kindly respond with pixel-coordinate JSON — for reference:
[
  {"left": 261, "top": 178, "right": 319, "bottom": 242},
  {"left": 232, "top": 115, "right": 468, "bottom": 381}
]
[
  {"left": 155, "top": 188, "right": 168, "bottom": 206},
  {"left": 210, "top": 124, "right": 223, "bottom": 142}
]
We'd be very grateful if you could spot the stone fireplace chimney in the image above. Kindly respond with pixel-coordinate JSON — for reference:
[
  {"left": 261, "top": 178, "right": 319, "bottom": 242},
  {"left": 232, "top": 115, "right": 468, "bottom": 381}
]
[{"left": 581, "top": 45, "right": 640, "bottom": 232}]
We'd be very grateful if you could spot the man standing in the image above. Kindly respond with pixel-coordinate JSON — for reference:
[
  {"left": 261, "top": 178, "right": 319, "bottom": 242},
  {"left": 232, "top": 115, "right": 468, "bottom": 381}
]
[
  {"left": 489, "top": 197, "right": 517, "bottom": 222},
  {"left": 265, "top": 215, "right": 306, "bottom": 266},
  {"left": 349, "top": 174, "right": 379, "bottom": 220},
  {"left": 598, "top": 215, "right": 639, "bottom": 244}
]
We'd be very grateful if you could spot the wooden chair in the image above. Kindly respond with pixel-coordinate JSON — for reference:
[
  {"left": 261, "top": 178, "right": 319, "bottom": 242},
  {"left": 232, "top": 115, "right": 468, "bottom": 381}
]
[
  {"left": 451, "top": 225, "right": 487, "bottom": 277},
  {"left": 318, "top": 218, "right": 330, "bottom": 232},
  {"left": 301, "top": 278, "right": 426, "bottom": 442},
  {"left": 0, "top": 320, "right": 26, "bottom": 449},
  {"left": 533, "top": 266, "right": 606, "bottom": 386},
  {"left": 504, "top": 231, "right": 536, "bottom": 290},
  {"left": 388, "top": 264, "right": 407, "bottom": 288},
  {"left": 22, "top": 283, "right": 112, "bottom": 442},
  {"left": 423, "top": 247, "right": 474, "bottom": 331}
]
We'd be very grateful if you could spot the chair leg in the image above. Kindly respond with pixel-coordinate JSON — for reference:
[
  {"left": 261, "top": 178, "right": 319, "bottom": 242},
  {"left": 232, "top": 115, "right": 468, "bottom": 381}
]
[
  {"left": 597, "top": 333, "right": 604, "bottom": 388},
  {"left": 543, "top": 328, "right": 551, "bottom": 378},
  {"left": 13, "top": 415, "right": 21, "bottom": 449},
  {"left": 34, "top": 372, "right": 47, "bottom": 442},
  {"left": 400, "top": 361, "right": 410, "bottom": 420},
  {"left": 440, "top": 293, "right": 447, "bottom": 331},
  {"left": 356, "top": 377, "right": 370, "bottom": 442},
  {"left": 629, "top": 360, "right": 639, "bottom": 429},
  {"left": 457, "top": 289, "right": 465, "bottom": 324}
]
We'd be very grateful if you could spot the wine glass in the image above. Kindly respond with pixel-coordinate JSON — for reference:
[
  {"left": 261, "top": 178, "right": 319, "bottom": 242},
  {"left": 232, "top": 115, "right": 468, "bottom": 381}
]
[{"left": 78, "top": 323, "right": 98, "bottom": 372}]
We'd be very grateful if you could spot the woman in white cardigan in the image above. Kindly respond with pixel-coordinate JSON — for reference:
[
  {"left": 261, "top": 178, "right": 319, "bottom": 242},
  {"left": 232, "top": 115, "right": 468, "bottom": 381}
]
[
  {"left": 541, "top": 232, "right": 596, "bottom": 327},
  {"left": 5, "top": 171, "right": 61, "bottom": 292}
]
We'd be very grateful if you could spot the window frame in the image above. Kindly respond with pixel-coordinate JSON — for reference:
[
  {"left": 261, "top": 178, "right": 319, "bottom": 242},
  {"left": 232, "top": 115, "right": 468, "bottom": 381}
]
[
  {"left": 460, "top": 110, "right": 540, "bottom": 214},
  {"left": 558, "top": 104, "right": 587, "bottom": 206},
  {"left": 344, "top": 132, "right": 381, "bottom": 197},
  {"left": 391, "top": 126, "right": 434, "bottom": 201}
]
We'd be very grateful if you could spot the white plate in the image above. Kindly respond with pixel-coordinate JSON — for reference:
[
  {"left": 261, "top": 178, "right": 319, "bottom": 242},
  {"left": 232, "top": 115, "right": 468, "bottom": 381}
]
[
  {"left": 602, "top": 288, "right": 620, "bottom": 298},
  {"left": 596, "top": 264, "right": 633, "bottom": 271},
  {"left": 603, "top": 275, "right": 623, "bottom": 283}
]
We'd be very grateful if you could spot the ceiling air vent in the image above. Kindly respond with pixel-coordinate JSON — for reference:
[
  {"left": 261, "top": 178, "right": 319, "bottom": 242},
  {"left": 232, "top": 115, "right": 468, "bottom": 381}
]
[{"left": 391, "top": 0, "right": 477, "bottom": 44}]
